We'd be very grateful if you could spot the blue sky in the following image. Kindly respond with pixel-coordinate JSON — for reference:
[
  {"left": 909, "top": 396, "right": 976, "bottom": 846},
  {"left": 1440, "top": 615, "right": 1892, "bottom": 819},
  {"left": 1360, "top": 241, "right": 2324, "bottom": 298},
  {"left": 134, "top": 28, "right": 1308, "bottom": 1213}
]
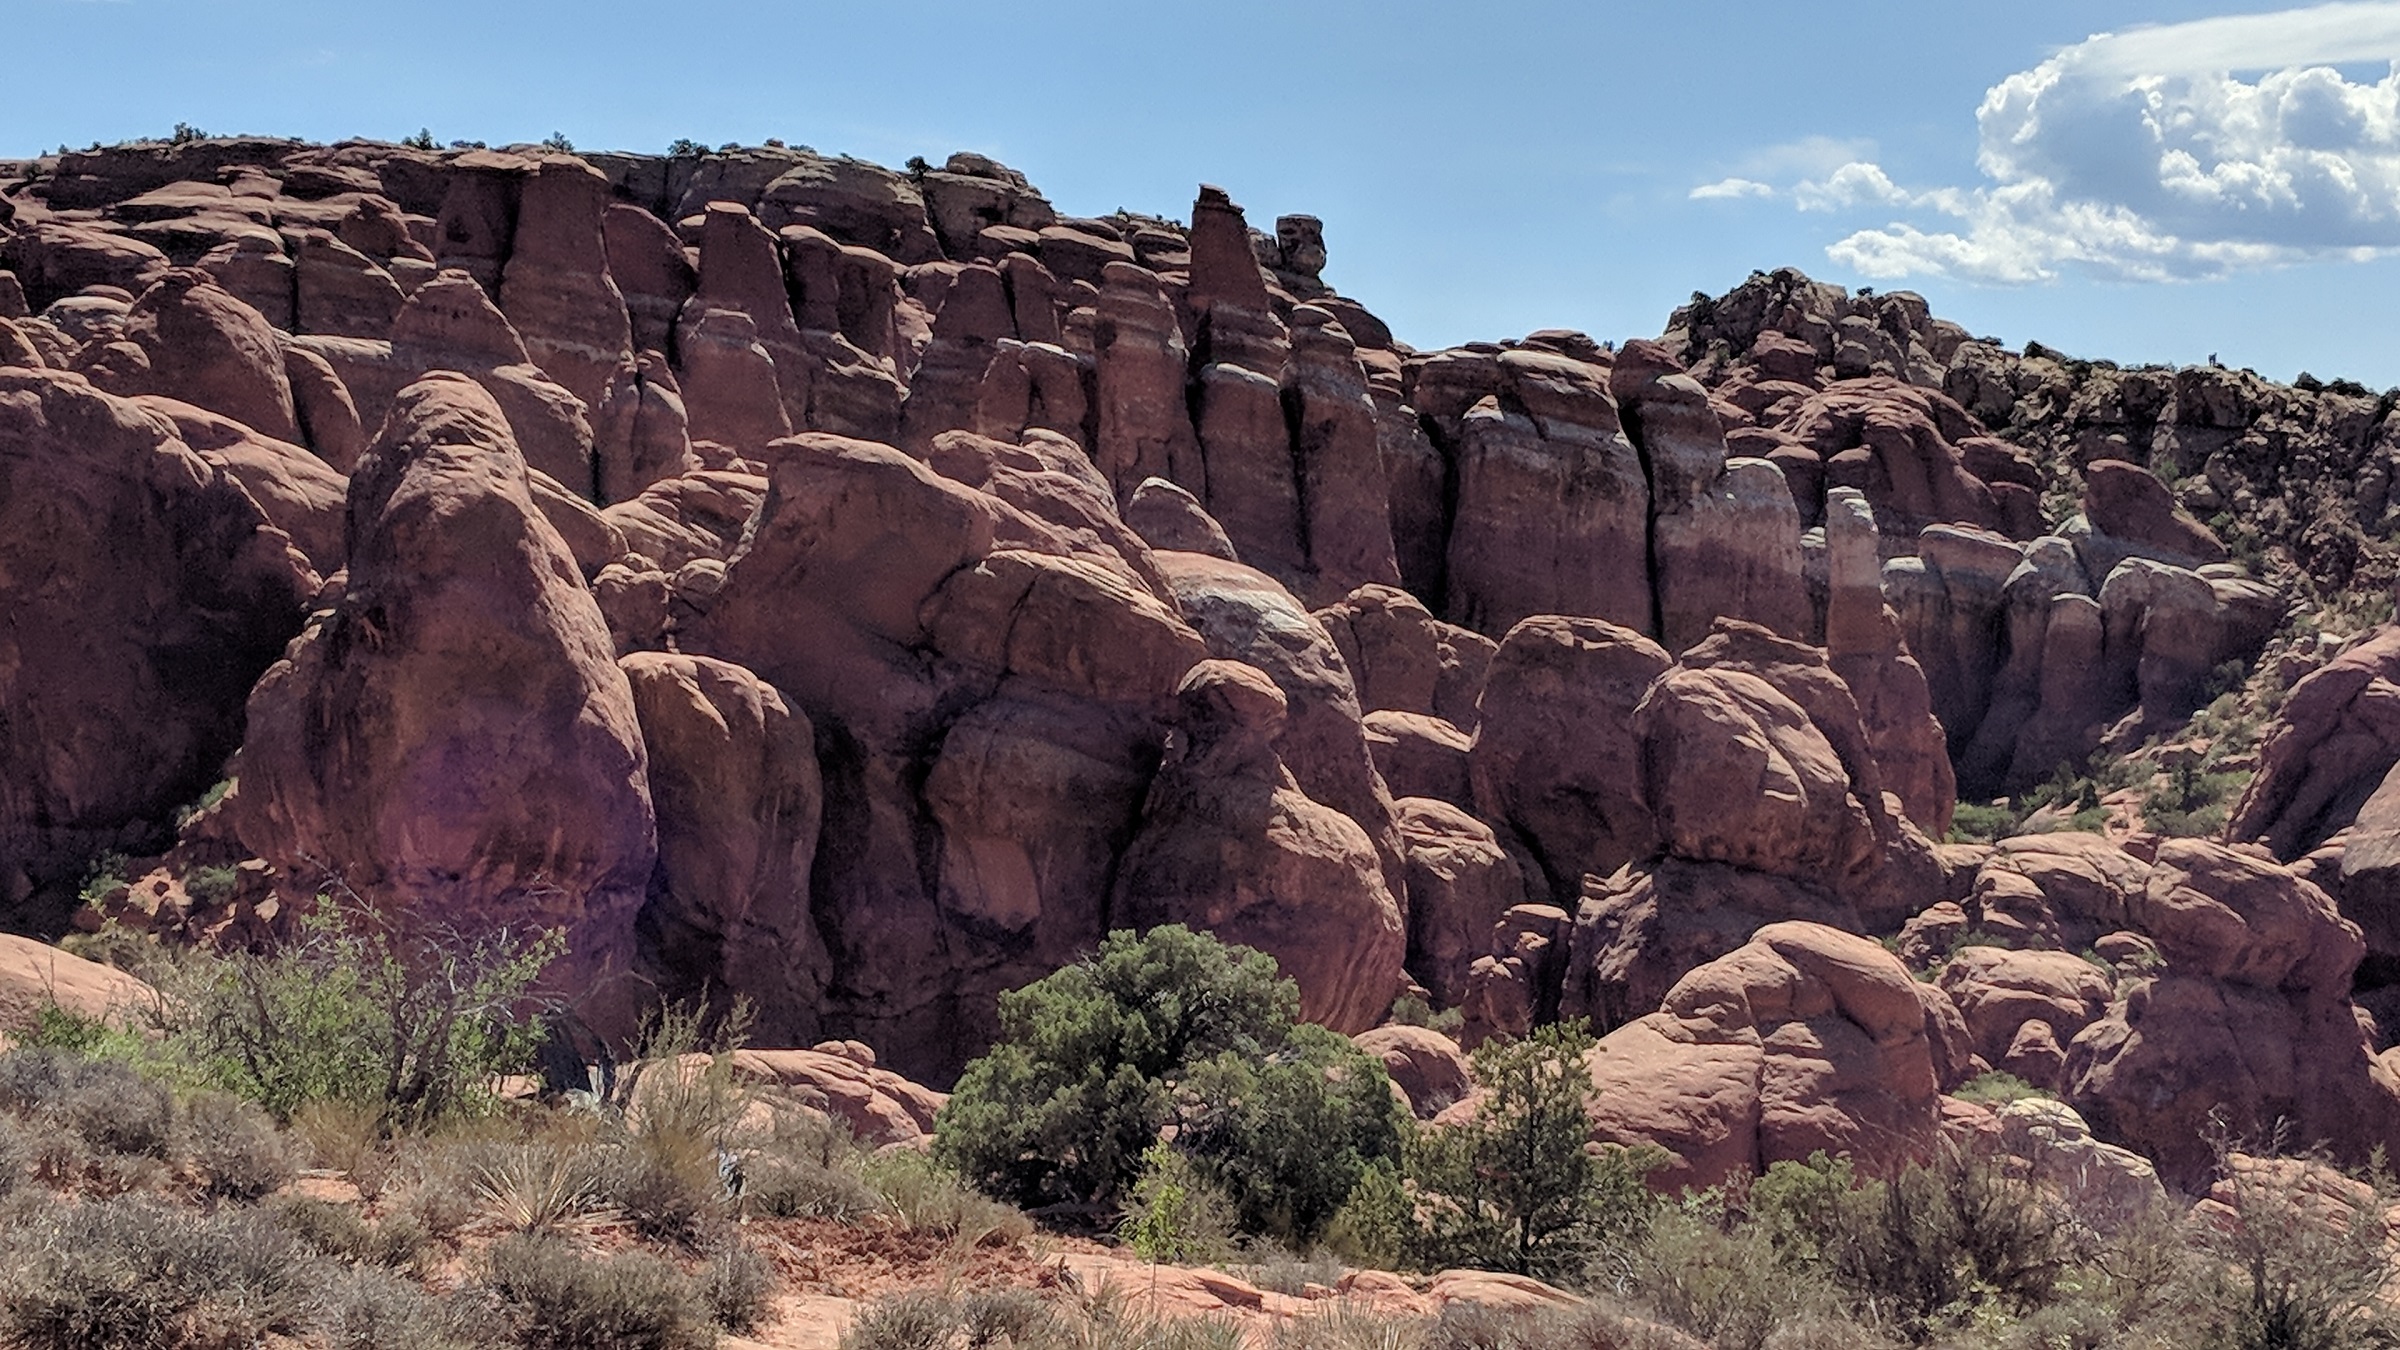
[{"left": 8, "top": 0, "right": 2400, "bottom": 386}]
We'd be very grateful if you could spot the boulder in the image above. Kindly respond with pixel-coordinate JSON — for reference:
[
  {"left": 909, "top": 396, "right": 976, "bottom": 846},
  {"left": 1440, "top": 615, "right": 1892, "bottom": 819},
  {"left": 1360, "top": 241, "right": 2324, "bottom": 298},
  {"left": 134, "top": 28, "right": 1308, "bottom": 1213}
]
[
  {"left": 1314, "top": 583, "right": 1495, "bottom": 729},
  {"left": 2230, "top": 626, "right": 2400, "bottom": 859},
  {"left": 1935, "top": 946, "right": 2113, "bottom": 1083},
  {"left": 729, "top": 1046, "right": 945, "bottom": 1148},
  {"left": 232, "top": 374, "right": 654, "bottom": 1013},
  {"left": 1354, "top": 1024, "right": 1472, "bottom": 1119},
  {"left": 130, "top": 396, "right": 348, "bottom": 571},
  {"left": 1154, "top": 552, "right": 1406, "bottom": 905},
  {"left": 1580, "top": 923, "right": 1944, "bottom": 1191},
  {"left": 112, "top": 269, "right": 299, "bottom": 443},
  {"left": 0, "top": 934, "right": 157, "bottom": 1036},
  {"left": 1123, "top": 476, "right": 1237, "bottom": 560},
  {"left": 1364, "top": 711, "right": 1473, "bottom": 808},
  {"left": 2081, "top": 459, "right": 2227, "bottom": 570}
]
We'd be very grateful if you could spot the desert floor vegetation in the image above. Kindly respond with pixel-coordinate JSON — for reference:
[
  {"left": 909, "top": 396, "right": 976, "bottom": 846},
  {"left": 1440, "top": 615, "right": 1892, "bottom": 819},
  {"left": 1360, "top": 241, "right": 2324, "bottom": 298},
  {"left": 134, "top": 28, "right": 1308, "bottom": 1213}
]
[{"left": 4, "top": 916, "right": 2396, "bottom": 1350}]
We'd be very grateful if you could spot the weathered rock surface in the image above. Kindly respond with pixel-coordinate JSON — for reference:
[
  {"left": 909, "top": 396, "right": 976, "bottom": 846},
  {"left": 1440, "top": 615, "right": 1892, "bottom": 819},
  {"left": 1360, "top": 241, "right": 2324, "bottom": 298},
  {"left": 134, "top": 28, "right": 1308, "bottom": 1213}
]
[
  {"left": 232, "top": 375, "right": 653, "bottom": 1009},
  {"left": 1113, "top": 661, "right": 1405, "bottom": 1033},
  {"left": 1580, "top": 923, "right": 1943, "bottom": 1191},
  {"left": 0, "top": 369, "right": 315, "bottom": 924}
]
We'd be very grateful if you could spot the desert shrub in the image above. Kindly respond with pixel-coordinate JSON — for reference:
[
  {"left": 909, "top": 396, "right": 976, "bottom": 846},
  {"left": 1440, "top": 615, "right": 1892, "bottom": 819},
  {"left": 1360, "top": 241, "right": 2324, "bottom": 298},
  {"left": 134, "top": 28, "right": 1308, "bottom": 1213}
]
[
  {"left": 1247, "top": 1244, "right": 1349, "bottom": 1296},
  {"left": 295, "top": 1097, "right": 396, "bottom": 1195},
  {"left": 270, "top": 1195, "right": 432, "bottom": 1270},
  {"left": 841, "top": 1289, "right": 960, "bottom": 1350},
  {"left": 0, "top": 1047, "right": 176, "bottom": 1160},
  {"left": 938, "top": 925, "right": 1401, "bottom": 1241},
  {"left": 2143, "top": 761, "right": 2250, "bottom": 838},
  {"left": 480, "top": 1232, "right": 715, "bottom": 1350},
  {"left": 0, "top": 1195, "right": 318, "bottom": 1349},
  {"left": 542, "top": 131, "right": 575, "bottom": 151},
  {"left": 1952, "top": 1071, "right": 2051, "bottom": 1108},
  {"left": 1269, "top": 1306, "right": 1424, "bottom": 1350},
  {"left": 1948, "top": 801, "right": 2020, "bottom": 844},
  {"left": 698, "top": 1240, "right": 776, "bottom": 1333},
  {"left": 1121, "top": 1139, "right": 1237, "bottom": 1262},
  {"left": 2182, "top": 1133, "right": 2400, "bottom": 1350},
  {"left": 1404, "top": 1021, "right": 1663, "bottom": 1281},
  {"left": 600, "top": 1001, "right": 754, "bottom": 1247},
  {"left": 1388, "top": 994, "right": 1466, "bottom": 1038},
  {"left": 308, "top": 1264, "right": 479, "bottom": 1350},
  {"left": 748, "top": 1150, "right": 886, "bottom": 1222},
  {"left": 182, "top": 1088, "right": 295, "bottom": 1200},
  {"left": 165, "top": 899, "right": 562, "bottom": 1125},
  {"left": 864, "top": 1147, "right": 1032, "bottom": 1245},
  {"left": 1753, "top": 1147, "right": 2068, "bottom": 1339},
  {"left": 1630, "top": 1197, "right": 1847, "bottom": 1350},
  {"left": 181, "top": 863, "right": 238, "bottom": 908},
  {"left": 606, "top": 1135, "right": 728, "bottom": 1249},
  {"left": 0, "top": 1115, "right": 25, "bottom": 1198}
]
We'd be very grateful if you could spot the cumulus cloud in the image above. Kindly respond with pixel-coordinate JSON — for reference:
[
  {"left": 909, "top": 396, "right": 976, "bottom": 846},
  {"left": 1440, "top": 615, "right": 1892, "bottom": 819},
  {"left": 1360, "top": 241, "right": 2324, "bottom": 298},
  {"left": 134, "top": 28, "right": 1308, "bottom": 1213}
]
[
  {"left": 1690, "top": 177, "right": 1775, "bottom": 200},
  {"left": 1698, "top": 2, "right": 2400, "bottom": 282}
]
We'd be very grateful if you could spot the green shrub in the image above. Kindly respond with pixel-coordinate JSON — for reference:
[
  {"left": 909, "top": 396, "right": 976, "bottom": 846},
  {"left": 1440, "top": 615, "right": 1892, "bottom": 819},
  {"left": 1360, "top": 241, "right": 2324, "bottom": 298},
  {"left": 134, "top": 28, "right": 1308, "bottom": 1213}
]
[
  {"left": 1752, "top": 1146, "right": 2068, "bottom": 1339},
  {"left": 862, "top": 1148, "right": 1031, "bottom": 1246},
  {"left": 479, "top": 1232, "right": 715, "bottom": 1350},
  {"left": 180, "top": 864, "right": 238, "bottom": 908},
  {"left": 1121, "top": 1139, "right": 1236, "bottom": 1263},
  {"left": 164, "top": 900, "right": 562, "bottom": 1125},
  {"left": 937, "top": 925, "right": 1402, "bottom": 1244},
  {"left": 1952, "top": 1071, "right": 2051, "bottom": 1108},
  {"left": 1388, "top": 994, "right": 1466, "bottom": 1038},
  {"left": 2183, "top": 1134, "right": 2400, "bottom": 1350},
  {"left": 1403, "top": 1020, "right": 1663, "bottom": 1281},
  {"left": 0, "top": 1195, "right": 317, "bottom": 1349}
]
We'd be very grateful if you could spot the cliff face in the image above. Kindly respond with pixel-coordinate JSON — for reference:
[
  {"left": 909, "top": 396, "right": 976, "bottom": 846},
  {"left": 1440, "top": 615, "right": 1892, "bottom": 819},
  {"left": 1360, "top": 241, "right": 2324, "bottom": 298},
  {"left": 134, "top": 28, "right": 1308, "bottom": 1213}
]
[{"left": 5, "top": 134, "right": 2400, "bottom": 1180}]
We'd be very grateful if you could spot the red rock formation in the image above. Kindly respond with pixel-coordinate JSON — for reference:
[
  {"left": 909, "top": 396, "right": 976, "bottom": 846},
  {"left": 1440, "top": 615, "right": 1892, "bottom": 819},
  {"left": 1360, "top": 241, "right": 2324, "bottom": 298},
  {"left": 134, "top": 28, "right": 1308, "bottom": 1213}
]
[
  {"left": 1580, "top": 923, "right": 1944, "bottom": 1191},
  {"left": 0, "top": 369, "right": 315, "bottom": 923},
  {"left": 1395, "top": 797, "right": 1526, "bottom": 1009},
  {"left": 1470, "top": 616, "right": 1669, "bottom": 904},
  {"left": 498, "top": 157, "right": 633, "bottom": 412},
  {"left": 233, "top": 374, "right": 654, "bottom": 1010},
  {"left": 109, "top": 269, "right": 299, "bottom": 443},
  {"left": 1113, "top": 660, "right": 1406, "bottom": 1033},
  {"left": 623, "top": 653, "right": 827, "bottom": 1036}
]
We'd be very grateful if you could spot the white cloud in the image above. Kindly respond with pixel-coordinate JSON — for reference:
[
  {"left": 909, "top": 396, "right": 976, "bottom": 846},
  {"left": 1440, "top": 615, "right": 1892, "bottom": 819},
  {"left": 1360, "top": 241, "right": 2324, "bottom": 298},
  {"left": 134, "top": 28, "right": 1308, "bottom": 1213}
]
[
  {"left": 1793, "top": 162, "right": 1916, "bottom": 212},
  {"left": 1698, "top": 2, "right": 2400, "bottom": 283},
  {"left": 1690, "top": 177, "right": 1775, "bottom": 201}
]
